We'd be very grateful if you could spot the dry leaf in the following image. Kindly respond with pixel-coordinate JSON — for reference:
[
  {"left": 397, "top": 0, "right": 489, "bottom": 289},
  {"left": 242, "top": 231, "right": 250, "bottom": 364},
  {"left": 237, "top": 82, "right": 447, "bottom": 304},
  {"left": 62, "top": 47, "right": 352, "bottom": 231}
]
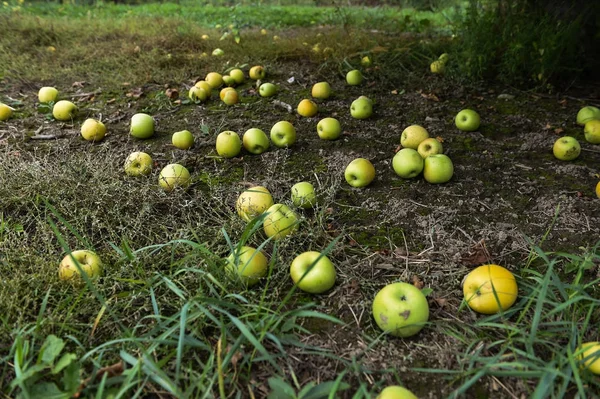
[
  {"left": 435, "top": 136, "right": 444, "bottom": 143},
  {"left": 419, "top": 91, "right": 440, "bottom": 102},
  {"left": 165, "top": 88, "right": 179, "bottom": 100},
  {"left": 72, "top": 81, "right": 86, "bottom": 88},
  {"left": 544, "top": 123, "right": 552, "bottom": 130},
  {"left": 433, "top": 297, "right": 447, "bottom": 307},
  {"left": 391, "top": 89, "right": 398, "bottom": 95},
  {"left": 126, "top": 88, "right": 144, "bottom": 98},
  {"left": 461, "top": 240, "right": 492, "bottom": 266},
  {"left": 412, "top": 275, "right": 424, "bottom": 289},
  {"left": 554, "top": 127, "right": 564, "bottom": 134}
]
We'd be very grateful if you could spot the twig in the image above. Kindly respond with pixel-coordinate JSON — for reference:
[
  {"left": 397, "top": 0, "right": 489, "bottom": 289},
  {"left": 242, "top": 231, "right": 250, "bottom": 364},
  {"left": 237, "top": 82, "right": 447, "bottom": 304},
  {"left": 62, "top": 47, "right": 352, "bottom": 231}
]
[
  {"left": 34, "top": 125, "right": 44, "bottom": 135},
  {"left": 71, "top": 89, "right": 102, "bottom": 98},
  {"left": 582, "top": 147, "right": 600, "bottom": 154},
  {"left": 273, "top": 99, "right": 293, "bottom": 113},
  {"left": 30, "top": 134, "right": 60, "bottom": 140}
]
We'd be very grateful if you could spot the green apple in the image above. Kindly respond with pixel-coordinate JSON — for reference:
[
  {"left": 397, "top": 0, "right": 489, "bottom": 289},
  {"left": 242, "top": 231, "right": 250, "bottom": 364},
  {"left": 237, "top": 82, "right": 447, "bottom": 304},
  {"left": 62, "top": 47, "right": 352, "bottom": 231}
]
[
  {"left": 372, "top": 282, "right": 429, "bottom": 338},
  {"left": 259, "top": 83, "right": 278, "bottom": 97},
  {"left": 417, "top": 137, "right": 444, "bottom": 158},
  {"left": 188, "top": 86, "right": 208, "bottom": 103},
  {"left": 38, "top": 86, "right": 59, "bottom": 103},
  {"left": 270, "top": 121, "right": 296, "bottom": 148},
  {"left": 130, "top": 113, "right": 155, "bottom": 139},
  {"left": 172, "top": 130, "right": 194, "bottom": 150},
  {"left": 124, "top": 151, "right": 153, "bottom": 176},
  {"left": 401, "top": 125, "right": 429, "bottom": 149},
  {"left": 195, "top": 80, "right": 213, "bottom": 96},
  {"left": 52, "top": 100, "right": 78, "bottom": 121},
  {"left": 216, "top": 130, "right": 242, "bottom": 158},
  {"left": 205, "top": 72, "right": 223, "bottom": 88},
  {"left": 0, "top": 103, "right": 13, "bottom": 121},
  {"left": 290, "top": 251, "right": 336, "bottom": 294},
  {"left": 576, "top": 106, "right": 600, "bottom": 125},
  {"left": 430, "top": 60, "right": 445, "bottom": 74},
  {"left": 222, "top": 75, "right": 236, "bottom": 87},
  {"left": 345, "top": 158, "right": 376, "bottom": 188},
  {"left": 350, "top": 97, "right": 373, "bottom": 119},
  {"left": 291, "top": 181, "right": 317, "bottom": 209},
  {"left": 243, "top": 128, "right": 270, "bottom": 154},
  {"left": 263, "top": 203, "right": 299, "bottom": 240},
  {"left": 311, "top": 82, "right": 332, "bottom": 99},
  {"left": 584, "top": 120, "right": 600, "bottom": 144},
  {"left": 346, "top": 69, "right": 363, "bottom": 86},
  {"left": 392, "top": 148, "right": 424, "bottom": 179},
  {"left": 455, "top": 109, "right": 481, "bottom": 132},
  {"left": 226, "top": 246, "right": 268, "bottom": 287},
  {"left": 158, "top": 163, "right": 191, "bottom": 192},
  {"left": 317, "top": 117, "right": 342, "bottom": 140},
  {"left": 212, "top": 48, "right": 225, "bottom": 56},
  {"left": 376, "top": 385, "right": 418, "bottom": 399},
  {"left": 249, "top": 65, "right": 266, "bottom": 80},
  {"left": 80, "top": 118, "right": 106, "bottom": 142},
  {"left": 423, "top": 154, "right": 454, "bottom": 183},
  {"left": 438, "top": 53, "right": 450, "bottom": 63},
  {"left": 361, "top": 56, "right": 372, "bottom": 67},
  {"left": 229, "top": 68, "right": 245, "bottom": 84},
  {"left": 236, "top": 186, "right": 274, "bottom": 222},
  {"left": 58, "top": 250, "right": 102, "bottom": 281},
  {"left": 552, "top": 136, "right": 580, "bottom": 161},
  {"left": 222, "top": 89, "right": 239, "bottom": 105}
]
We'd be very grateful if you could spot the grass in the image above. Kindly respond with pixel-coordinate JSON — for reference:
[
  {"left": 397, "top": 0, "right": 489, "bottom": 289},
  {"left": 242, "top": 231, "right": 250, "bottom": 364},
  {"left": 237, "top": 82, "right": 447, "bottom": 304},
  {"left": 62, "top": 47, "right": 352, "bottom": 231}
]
[{"left": 2, "top": 1, "right": 600, "bottom": 398}]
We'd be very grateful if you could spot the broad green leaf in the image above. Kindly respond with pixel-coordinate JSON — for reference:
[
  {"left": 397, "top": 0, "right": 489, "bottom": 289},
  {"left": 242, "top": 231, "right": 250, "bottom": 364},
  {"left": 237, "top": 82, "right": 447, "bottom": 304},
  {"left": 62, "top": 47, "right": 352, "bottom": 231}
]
[
  {"left": 52, "top": 353, "right": 77, "bottom": 375},
  {"left": 267, "top": 377, "right": 296, "bottom": 399},
  {"left": 61, "top": 361, "right": 81, "bottom": 392},
  {"left": 40, "top": 335, "right": 65, "bottom": 365},
  {"left": 30, "top": 382, "right": 70, "bottom": 399},
  {"left": 302, "top": 381, "right": 350, "bottom": 399}
]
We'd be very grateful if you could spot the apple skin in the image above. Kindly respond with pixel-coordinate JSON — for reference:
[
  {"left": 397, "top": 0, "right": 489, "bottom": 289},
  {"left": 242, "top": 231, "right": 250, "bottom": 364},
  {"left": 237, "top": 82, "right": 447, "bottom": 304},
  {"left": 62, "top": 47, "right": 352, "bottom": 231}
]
[
  {"left": 172, "top": 130, "right": 194, "bottom": 150},
  {"left": 346, "top": 69, "right": 363, "bottom": 85},
  {"left": 236, "top": 186, "right": 274, "bottom": 222},
  {"left": 584, "top": 119, "right": 600, "bottom": 144},
  {"left": 158, "top": 163, "right": 191, "bottom": 192},
  {"left": 220, "top": 87, "right": 235, "bottom": 100},
  {"left": 290, "top": 251, "right": 336, "bottom": 294},
  {"left": 0, "top": 104, "right": 13, "bottom": 121},
  {"left": 423, "top": 154, "right": 454, "bottom": 184},
  {"left": 52, "top": 100, "right": 78, "bottom": 121},
  {"left": 463, "top": 264, "right": 518, "bottom": 314},
  {"left": 226, "top": 246, "right": 269, "bottom": 287},
  {"left": 297, "top": 99, "right": 318, "bottom": 117},
  {"left": 205, "top": 72, "right": 223, "bottom": 88},
  {"left": 58, "top": 250, "right": 102, "bottom": 281},
  {"left": 249, "top": 65, "right": 266, "bottom": 80},
  {"left": 417, "top": 137, "right": 444, "bottom": 158},
  {"left": 222, "top": 89, "right": 239, "bottom": 105},
  {"left": 311, "top": 82, "right": 332, "bottom": 99},
  {"left": 259, "top": 83, "right": 278, "bottom": 97},
  {"left": 577, "top": 342, "right": 600, "bottom": 375},
  {"left": 455, "top": 109, "right": 481, "bottom": 132},
  {"left": 81, "top": 118, "right": 106, "bottom": 142},
  {"left": 553, "top": 136, "right": 581, "bottom": 161},
  {"left": 195, "top": 80, "right": 213, "bottom": 96},
  {"left": 392, "top": 148, "right": 424, "bottom": 179},
  {"left": 188, "top": 86, "right": 208, "bottom": 102},
  {"left": 376, "top": 386, "right": 418, "bottom": 399},
  {"left": 400, "top": 125, "right": 429, "bottom": 149},
  {"left": 243, "top": 128, "right": 270, "bottom": 155},
  {"left": 130, "top": 113, "right": 155, "bottom": 139},
  {"left": 345, "top": 158, "right": 376, "bottom": 188},
  {"left": 430, "top": 60, "right": 445, "bottom": 74},
  {"left": 317, "top": 117, "right": 342, "bottom": 140},
  {"left": 263, "top": 203, "right": 299, "bottom": 240},
  {"left": 38, "top": 86, "right": 59, "bottom": 103},
  {"left": 124, "top": 151, "right": 153, "bottom": 176},
  {"left": 270, "top": 121, "right": 296, "bottom": 148},
  {"left": 216, "top": 130, "right": 242, "bottom": 158},
  {"left": 222, "top": 75, "right": 236, "bottom": 87},
  {"left": 576, "top": 106, "right": 600, "bottom": 125},
  {"left": 372, "top": 282, "right": 429, "bottom": 338},
  {"left": 229, "top": 68, "right": 245, "bottom": 84},
  {"left": 291, "top": 181, "right": 317, "bottom": 209},
  {"left": 350, "top": 97, "right": 373, "bottom": 119}
]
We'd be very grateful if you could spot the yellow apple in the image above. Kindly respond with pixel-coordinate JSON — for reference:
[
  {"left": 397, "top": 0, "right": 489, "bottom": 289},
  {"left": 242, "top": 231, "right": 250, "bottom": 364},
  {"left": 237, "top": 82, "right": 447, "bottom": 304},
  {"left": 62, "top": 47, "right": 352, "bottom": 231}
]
[{"left": 236, "top": 186, "right": 274, "bottom": 222}]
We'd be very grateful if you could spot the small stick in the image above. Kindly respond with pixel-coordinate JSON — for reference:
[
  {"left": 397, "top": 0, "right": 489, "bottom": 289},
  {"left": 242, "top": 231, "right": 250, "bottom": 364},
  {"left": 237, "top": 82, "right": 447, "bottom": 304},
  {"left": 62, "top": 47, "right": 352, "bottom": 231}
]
[
  {"left": 30, "top": 134, "right": 59, "bottom": 140},
  {"left": 273, "top": 100, "right": 293, "bottom": 113}
]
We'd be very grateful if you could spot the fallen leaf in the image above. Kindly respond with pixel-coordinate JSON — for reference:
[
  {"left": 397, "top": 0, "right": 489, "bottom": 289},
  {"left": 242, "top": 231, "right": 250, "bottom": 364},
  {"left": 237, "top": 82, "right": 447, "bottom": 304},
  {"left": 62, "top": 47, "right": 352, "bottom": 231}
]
[
  {"left": 126, "top": 88, "right": 144, "bottom": 98},
  {"left": 435, "top": 136, "right": 444, "bottom": 143},
  {"left": 554, "top": 127, "right": 564, "bottom": 134},
  {"left": 433, "top": 297, "right": 447, "bottom": 307},
  {"left": 412, "top": 275, "right": 424, "bottom": 289},
  {"left": 391, "top": 89, "right": 398, "bottom": 95},
  {"left": 544, "top": 123, "right": 552, "bottom": 130},
  {"left": 72, "top": 81, "right": 86, "bottom": 88},
  {"left": 461, "top": 240, "right": 492, "bottom": 266},
  {"left": 165, "top": 88, "right": 179, "bottom": 100}
]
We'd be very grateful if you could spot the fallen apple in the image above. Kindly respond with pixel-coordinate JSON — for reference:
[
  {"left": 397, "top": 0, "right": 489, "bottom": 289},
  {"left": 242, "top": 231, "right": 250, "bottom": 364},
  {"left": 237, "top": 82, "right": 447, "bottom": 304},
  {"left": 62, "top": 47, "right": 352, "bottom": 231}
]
[
  {"left": 158, "top": 163, "right": 191, "bottom": 192},
  {"left": 222, "top": 89, "right": 239, "bottom": 105},
  {"left": 376, "top": 386, "right": 418, "bottom": 399},
  {"left": 236, "top": 186, "right": 274, "bottom": 222},
  {"left": 229, "top": 68, "right": 245, "bottom": 84},
  {"left": 130, "top": 113, "right": 155, "bottom": 139},
  {"left": 417, "top": 137, "right": 444, "bottom": 158},
  {"left": 578, "top": 342, "right": 600, "bottom": 375},
  {"left": 345, "top": 158, "right": 376, "bottom": 188},
  {"left": 553, "top": 136, "right": 581, "bottom": 161},
  {"left": 291, "top": 181, "right": 317, "bottom": 209},
  {"left": 216, "top": 130, "right": 242, "bottom": 158},
  {"left": 361, "top": 56, "right": 372, "bottom": 67},
  {"left": 226, "top": 245, "right": 268, "bottom": 287},
  {"left": 372, "top": 282, "right": 429, "bottom": 338},
  {"left": 52, "top": 100, "right": 78, "bottom": 121},
  {"left": 584, "top": 119, "right": 600, "bottom": 144},
  {"left": 212, "top": 48, "right": 225, "bottom": 56},
  {"left": 430, "top": 60, "right": 445, "bottom": 74},
  {"left": 243, "top": 128, "right": 270, "bottom": 154},
  {"left": 346, "top": 69, "right": 363, "bottom": 86},
  {"left": 438, "top": 53, "right": 450, "bottom": 63},
  {"left": 463, "top": 264, "right": 518, "bottom": 314},
  {"left": 290, "top": 251, "right": 336, "bottom": 294},
  {"left": 576, "top": 106, "right": 600, "bottom": 125},
  {"left": 317, "top": 117, "right": 342, "bottom": 140},
  {"left": 263, "top": 203, "right": 299, "bottom": 240},
  {"left": 311, "top": 82, "right": 332, "bottom": 99},
  {"left": 455, "top": 109, "right": 481, "bottom": 132},
  {"left": 249, "top": 65, "right": 266, "bottom": 80},
  {"left": 58, "top": 250, "right": 102, "bottom": 281},
  {"left": 188, "top": 86, "right": 208, "bottom": 102},
  {"left": 124, "top": 151, "right": 153, "bottom": 176},
  {"left": 270, "top": 121, "right": 296, "bottom": 148},
  {"left": 195, "top": 80, "right": 213, "bottom": 96},
  {"left": 400, "top": 125, "right": 429, "bottom": 149},
  {"left": 423, "top": 154, "right": 453, "bottom": 184},
  {"left": 596, "top": 181, "right": 600, "bottom": 199},
  {"left": 222, "top": 75, "right": 236, "bottom": 87},
  {"left": 350, "top": 97, "right": 372, "bottom": 119},
  {"left": 205, "top": 72, "right": 223, "bottom": 88},
  {"left": 172, "top": 130, "right": 194, "bottom": 150},
  {"left": 392, "top": 148, "right": 424, "bottom": 179},
  {"left": 81, "top": 118, "right": 106, "bottom": 142},
  {"left": 38, "top": 86, "right": 59, "bottom": 103},
  {"left": 297, "top": 99, "right": 318, "bottom": 117},
  {"left": 259, "top": 82, "right": 278, "bottom": 97},
  {"left": 0, "top": 103, "right": 14, "bottom": 121}
]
